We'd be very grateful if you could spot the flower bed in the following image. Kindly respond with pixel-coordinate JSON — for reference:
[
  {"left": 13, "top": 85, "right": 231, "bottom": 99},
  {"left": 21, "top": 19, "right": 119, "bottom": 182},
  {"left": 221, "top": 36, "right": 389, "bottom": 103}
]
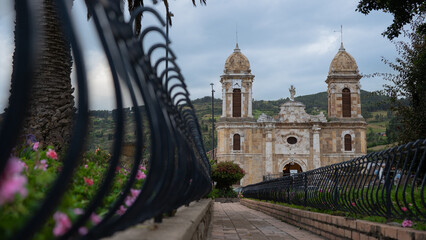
[{"left": 0, "top": 135, "right": 147, "bottom": 239}]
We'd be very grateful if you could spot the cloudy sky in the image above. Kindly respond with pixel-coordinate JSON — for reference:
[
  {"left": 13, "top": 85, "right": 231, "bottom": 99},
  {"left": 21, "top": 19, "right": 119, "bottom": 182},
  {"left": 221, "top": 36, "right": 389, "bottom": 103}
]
[{"left": 0, "top": 0, "right": 400, "bottom": 111}]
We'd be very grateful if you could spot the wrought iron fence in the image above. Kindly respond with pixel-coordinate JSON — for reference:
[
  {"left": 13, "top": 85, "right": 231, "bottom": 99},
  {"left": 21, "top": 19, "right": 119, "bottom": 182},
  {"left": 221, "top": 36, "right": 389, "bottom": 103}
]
[
  {"left": 0, "top": 0, "right": 211, "bottom": 239},
  {"left": 242, "top": 139, "right": 426, "bottom": 221}
]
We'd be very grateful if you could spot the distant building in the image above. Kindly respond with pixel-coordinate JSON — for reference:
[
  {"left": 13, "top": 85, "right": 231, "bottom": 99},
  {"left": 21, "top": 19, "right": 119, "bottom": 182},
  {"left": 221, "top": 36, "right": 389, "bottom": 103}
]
[{"left": 216, "top": 43, "right": 367, "bottom": 186}]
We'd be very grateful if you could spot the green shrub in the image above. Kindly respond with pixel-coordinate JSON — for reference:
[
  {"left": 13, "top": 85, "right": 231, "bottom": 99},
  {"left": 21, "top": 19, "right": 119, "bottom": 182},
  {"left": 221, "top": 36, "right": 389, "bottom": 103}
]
[
  {"left": 207, "top": 188, "right": 237, "bottom": 198},
  {"left": 211, "top": 161, "right": 245, "bottom": 190}
]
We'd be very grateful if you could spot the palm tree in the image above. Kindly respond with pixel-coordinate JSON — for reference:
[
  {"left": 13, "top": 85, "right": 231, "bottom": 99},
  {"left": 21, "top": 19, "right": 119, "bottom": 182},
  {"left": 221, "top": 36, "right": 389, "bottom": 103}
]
[
  {"left": 7, "top": 0, "right": 74, "bottom": 150},
  {"left": 8, "top": 0, "right": 206, "bottom": 151}
]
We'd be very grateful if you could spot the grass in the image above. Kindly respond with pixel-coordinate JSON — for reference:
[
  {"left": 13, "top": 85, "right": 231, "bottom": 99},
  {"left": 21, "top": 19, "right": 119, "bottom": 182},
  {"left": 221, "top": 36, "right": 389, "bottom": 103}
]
[{"left": 368, "top": 143, "right": 398, "bottom": 152}]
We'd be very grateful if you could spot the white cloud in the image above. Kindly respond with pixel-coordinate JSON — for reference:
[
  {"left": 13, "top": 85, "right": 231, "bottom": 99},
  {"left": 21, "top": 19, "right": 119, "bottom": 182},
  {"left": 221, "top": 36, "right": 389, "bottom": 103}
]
[
  {"left": 0, "top": 0, "right": 14, "bottom": 112},
  {"left": 0, "top": 0, "right": 402, "bottom": 111}
]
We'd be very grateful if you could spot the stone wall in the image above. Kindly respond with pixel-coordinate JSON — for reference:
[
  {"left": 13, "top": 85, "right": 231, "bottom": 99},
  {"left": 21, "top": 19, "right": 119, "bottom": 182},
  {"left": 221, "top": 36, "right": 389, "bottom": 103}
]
[
  {"left": 103, "top": 199, "right": 213, "bottom": 240},
  {"left": 241, "top": 199, "right": 426, "bottom": 240}
]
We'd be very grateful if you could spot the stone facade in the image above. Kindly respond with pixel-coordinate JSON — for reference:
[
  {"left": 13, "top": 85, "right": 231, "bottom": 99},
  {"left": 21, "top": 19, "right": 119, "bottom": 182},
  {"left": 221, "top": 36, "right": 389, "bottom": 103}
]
[{"left": 216, "top": 43, "right": 367, "bottom": 186}]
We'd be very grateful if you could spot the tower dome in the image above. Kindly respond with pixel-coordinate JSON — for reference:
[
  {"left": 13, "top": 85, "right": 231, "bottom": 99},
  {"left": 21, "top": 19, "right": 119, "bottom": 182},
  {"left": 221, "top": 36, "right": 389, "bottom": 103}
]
[
  {"left": 328, "top": 43, "right": 359, "bottom": 75},
  {"left": 224, "top": 43, "right": 251, "bottom": 74}
]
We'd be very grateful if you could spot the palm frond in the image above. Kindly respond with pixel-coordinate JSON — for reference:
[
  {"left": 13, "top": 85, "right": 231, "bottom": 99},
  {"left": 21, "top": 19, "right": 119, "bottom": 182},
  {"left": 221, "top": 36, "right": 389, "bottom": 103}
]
[
  {"left": 192, "top": 0, "right": 206, "bottom": 6},
  {"left": 163, "top": 0, "right": 172, "bottom": 26}
]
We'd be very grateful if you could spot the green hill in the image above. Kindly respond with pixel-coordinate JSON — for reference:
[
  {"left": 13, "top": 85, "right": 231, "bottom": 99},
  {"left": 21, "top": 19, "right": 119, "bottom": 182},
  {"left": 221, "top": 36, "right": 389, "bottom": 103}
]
[
  {"left": 0, "top": 90, "right": 392, "bottom": 154},
  {"left": 192, "top": 90, "right": 394, "bottom": 153}
]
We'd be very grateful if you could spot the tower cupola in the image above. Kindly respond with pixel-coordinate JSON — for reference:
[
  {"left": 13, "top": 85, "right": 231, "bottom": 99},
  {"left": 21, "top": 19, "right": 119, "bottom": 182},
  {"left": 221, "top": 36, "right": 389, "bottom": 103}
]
[
  {"left": 326, "top": 43, "right": 364, "bottom": 120},
  {"left": 220, "top": 44, "right": 254, "bottom": 119}
]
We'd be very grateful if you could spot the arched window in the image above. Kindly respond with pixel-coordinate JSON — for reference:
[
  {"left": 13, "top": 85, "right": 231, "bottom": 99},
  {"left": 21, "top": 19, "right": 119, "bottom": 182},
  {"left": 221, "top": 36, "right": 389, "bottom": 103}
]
[
  {"left": 342, "top": 88, "right": 351, "bottom": 117},
  {"left": 344, "top": 134, "right": 352, "bottom": 151},
  {"left": 233, "top": 134, "right": 241, "bottom": 150},
  {"left": 232, "top": 89, "right": 241, "bottom": 117}
]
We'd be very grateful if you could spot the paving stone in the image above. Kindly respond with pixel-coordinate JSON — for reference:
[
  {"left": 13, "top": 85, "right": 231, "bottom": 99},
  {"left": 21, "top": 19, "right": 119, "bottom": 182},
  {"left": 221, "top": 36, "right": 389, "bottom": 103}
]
[{"left": 207, "top": 202, "right": 325, "bottom": 240}]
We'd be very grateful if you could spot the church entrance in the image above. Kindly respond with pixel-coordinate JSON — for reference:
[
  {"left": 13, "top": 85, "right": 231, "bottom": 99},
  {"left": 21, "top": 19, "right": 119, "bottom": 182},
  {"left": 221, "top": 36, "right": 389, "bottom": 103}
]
[{"left": 283, "top": 163, "right": 303, "bottom": 176}]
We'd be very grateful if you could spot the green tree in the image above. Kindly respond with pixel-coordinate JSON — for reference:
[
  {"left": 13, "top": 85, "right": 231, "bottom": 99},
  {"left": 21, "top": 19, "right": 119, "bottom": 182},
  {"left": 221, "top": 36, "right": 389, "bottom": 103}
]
[
  {"left": 357, "top": 0, "right": 425, "bottom": 39},
  {"left": 379, "top": 17, "right": 426, "bottom": 143},
  {"left": 386, "top": 116, "right": 402, "bottom": 143}
]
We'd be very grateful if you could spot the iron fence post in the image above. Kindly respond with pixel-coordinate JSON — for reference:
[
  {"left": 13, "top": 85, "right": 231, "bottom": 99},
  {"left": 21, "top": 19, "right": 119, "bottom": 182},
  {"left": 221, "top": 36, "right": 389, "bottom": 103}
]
[
  {"left": 385, "top": 171, "right": 392, "bottom": 219},
  {"left": 334, "top": 168, "right": 338, "bottom": 209},
  {"left": 304, "top": 174, "right": 307, "bottom": 207}
]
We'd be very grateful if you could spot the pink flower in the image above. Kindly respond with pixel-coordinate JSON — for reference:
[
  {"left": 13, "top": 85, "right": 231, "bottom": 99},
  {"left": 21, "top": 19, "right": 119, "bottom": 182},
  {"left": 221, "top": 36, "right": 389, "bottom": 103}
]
[
  {"left": 136, "top": 170, "right": 146, "bottom": 180},
  {"left": 78, "top": 227, "right": 88, "bottom": 235},
  {"left": 84, "top": 164, "right": 88, "bottom": 169},
  {"left": 90, "top": 213, "right": 101, "bottom": 225},
  {"left": 138, "top": 165, "right": 146, "bottom": 171},
  {"left": 34, "top": 159, "right": 48, "bottom": 171},
  {"left": 73, "top": 208, "right": 84, "bottom": 215},
  {"left": 33, "top": 142, "right": 39, "bottom": 151},
  {"left": 351, "top": 202, "right": 355, "bottom": 207},
  {"left": 0, "top": 157, "right": 28, "bottom": 205},
  {"left": 6, "top": 157, "right": 25, "bottom": 176},
  {"left": 53, "top": 211, "right": 71, "bottom": 236},
  {"left": 95, "top": 148, "right": 100, "bottom": 154},
  {"left": 409, "top": 203, "right": 413, "bottom": 207},
  {"left": 401, "top": 207, "right": 408, "bottom": 212},
  {"left": 46, "top": 149, "right": 58, "bottom": 160},
  {"left": 125, "top": 195, "right": 135, "bottom": 207},
  {"left": 116, "top": 205, "right": 127, "bottom": 215},
  {"left": 0, "top": 175, "right": 27, "bottom": 204},
  {"left": 124, "top": 189, "right": 141, "bottom": 207},
  {"left": 130, "top": 189, "right": 140, "bottom": 198},
  {"left": 402, "top": 219, "right": 413, "bottom": 228},
  {"left": 84, "top": 177, "right": 94, "bottom": 186}
]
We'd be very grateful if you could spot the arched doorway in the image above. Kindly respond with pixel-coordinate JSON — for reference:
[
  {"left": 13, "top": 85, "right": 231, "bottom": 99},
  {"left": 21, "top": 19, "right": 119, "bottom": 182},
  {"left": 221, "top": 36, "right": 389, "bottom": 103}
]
[{"left": 283, "top": 162, "right": 303, "bottom": 176}]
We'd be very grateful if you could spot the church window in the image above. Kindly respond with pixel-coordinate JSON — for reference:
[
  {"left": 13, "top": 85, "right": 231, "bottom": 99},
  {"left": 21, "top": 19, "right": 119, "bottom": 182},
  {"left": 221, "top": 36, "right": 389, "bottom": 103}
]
[
  {"left": 287, "top": 137, "right": 297, "bottom": 144},
  {"left": 233, "top": 89, "right": 241, "bottom": 117},
  {"left": 342, "top": 88, "right": 351, "bottom": 117},
  {"left": 344, "top": 134, "right": 352, "bottom": 151},
  {"left": 233, "top": 134, "right": 241, "bottom": 150}
]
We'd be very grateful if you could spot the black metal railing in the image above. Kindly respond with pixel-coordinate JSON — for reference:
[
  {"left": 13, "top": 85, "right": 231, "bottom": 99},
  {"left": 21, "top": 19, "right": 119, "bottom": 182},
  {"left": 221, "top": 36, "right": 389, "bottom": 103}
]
[
  {"left": 0, "top": 0, "right": 211, "bottom": 239},
  {"left": 243, "top": 139, "right": 426, "bottom": 221}
]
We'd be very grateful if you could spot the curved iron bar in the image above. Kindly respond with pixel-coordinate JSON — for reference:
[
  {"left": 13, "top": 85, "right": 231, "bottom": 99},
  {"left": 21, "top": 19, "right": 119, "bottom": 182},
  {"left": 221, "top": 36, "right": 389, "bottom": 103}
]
[
  {"left": 13, "top": 0, "right": 91, "bottom": 238},
  {"left": 1, "top": 0, "right": 211, "bottom": 239},
  {"left": 0, "top": 0, "right": 36, "bottom": 174},
  {"left": 242, "top": 139, "right": 426, "bottom": 221}
]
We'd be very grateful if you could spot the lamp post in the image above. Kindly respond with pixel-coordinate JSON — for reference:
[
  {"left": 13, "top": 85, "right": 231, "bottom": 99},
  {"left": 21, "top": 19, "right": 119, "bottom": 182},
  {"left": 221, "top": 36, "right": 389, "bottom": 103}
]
[{"left": 210, "top": 83, "right": 215, "bottom": 162}]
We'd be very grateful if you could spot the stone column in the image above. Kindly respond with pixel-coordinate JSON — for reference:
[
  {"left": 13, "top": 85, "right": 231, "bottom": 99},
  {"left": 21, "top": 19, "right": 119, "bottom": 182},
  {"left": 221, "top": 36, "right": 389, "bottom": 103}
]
[
  {"left": 241, "top": 86, "right": 245, "bottom": 117},
  {"left": 312, "top": 125, "right": 321, "bottom": 169},
  {"left": 264, "top": 124, "right": 274, "bottom": 174},
  {"left": 221, "top": 86, "right": 226, "bottom": 117},
  {"left": 248, "top": 85, "right": 253, "bottom": 117}
]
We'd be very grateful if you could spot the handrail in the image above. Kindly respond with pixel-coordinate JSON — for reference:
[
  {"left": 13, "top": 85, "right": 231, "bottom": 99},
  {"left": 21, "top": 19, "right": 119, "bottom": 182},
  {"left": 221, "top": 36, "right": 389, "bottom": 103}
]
[{"left": 243, "top": 139, "right": 426, "bottom": 221}]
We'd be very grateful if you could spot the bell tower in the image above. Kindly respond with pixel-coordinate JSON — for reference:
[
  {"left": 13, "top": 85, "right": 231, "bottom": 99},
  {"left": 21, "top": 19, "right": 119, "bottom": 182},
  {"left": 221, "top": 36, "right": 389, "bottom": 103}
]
[
  {"left": 326, "top": 43, "right": 363, "bottom": 121},
  {"left": 220, "top": 44, "right": 254, "bottom": 119}
]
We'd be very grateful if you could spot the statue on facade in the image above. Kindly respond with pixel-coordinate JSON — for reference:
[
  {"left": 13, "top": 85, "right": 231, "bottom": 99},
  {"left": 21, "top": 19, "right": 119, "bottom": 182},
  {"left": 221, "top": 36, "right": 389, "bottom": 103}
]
[{"left": 289, "top": 85, "right": 296, "bottom": 101}]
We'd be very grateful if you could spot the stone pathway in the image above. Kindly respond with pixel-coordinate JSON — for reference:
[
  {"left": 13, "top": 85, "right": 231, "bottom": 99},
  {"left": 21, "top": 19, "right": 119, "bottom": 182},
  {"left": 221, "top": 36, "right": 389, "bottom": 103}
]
[{"left": 207, "top": 202, "right": 325, "bottom": 240}]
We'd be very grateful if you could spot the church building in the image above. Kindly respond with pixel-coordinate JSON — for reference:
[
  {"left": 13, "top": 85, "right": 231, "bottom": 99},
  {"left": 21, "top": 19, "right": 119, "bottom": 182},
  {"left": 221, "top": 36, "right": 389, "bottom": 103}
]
[{"left": 216, "top": 43, "right": 367, "bottom": 186}]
